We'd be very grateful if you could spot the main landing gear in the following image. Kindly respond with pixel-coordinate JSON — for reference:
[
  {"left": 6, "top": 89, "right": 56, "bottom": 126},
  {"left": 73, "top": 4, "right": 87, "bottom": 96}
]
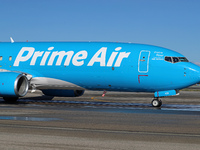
[
  {"left": 3, "top": 97, "right": 19, "bottom": 103},
  {"left": 151, "top": 98, "right": 162, "bottom": 107}
]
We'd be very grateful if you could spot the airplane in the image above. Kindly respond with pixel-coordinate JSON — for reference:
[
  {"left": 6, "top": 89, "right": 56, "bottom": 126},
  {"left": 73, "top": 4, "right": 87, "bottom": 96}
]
[{"left": 0, "top": 40, "right": 200, "bottom": 107}]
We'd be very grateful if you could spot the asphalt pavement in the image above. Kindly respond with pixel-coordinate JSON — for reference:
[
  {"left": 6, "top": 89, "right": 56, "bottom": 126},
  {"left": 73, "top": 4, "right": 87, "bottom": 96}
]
[{"left": 0, "top": 90, "right": 199, "bottom": 150}]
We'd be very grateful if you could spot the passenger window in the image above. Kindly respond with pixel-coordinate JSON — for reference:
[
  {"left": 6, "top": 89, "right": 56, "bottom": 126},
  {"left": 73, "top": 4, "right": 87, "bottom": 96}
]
[
  {"left": 173, "top": 57, "right": 179, "bottom": 63},
  {"left": 0, "top": 56, "right": 2, "bottom": 61},
  {"left": 9, "top": 56, "right": 12, "bottom": 61},
  {"left": 165, "top": 57, "right": 172, "bottom": 63}
]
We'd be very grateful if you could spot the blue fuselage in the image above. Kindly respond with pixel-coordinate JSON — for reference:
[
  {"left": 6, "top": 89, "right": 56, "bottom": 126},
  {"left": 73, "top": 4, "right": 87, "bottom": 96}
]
[{"left": 0, "top": 42, "right": 200, "bottom": 94}]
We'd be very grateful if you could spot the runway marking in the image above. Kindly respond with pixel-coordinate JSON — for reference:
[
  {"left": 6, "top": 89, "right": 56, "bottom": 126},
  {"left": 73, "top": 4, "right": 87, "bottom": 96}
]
[{"left": 0, "top": 124, "right": 200, "bottom": 138}]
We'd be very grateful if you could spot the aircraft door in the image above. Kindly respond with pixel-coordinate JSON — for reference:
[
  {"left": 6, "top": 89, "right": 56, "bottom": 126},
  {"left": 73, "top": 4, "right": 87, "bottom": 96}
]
[{"left": 138, "top": 50, "right": 150, "bottom": 73}]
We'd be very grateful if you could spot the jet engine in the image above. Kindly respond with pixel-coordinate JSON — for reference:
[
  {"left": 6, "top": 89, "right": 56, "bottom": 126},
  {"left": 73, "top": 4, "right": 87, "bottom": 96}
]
[
  {"left": 42, "top": 89, "right": 85, "bottom": 97},
  {"left": 0, "top": 72, "right": 29, "bottom": 97}
]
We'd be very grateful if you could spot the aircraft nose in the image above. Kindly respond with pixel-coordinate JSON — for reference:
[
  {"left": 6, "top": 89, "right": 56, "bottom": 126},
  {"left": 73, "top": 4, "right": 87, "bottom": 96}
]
[{"left": 187, "top": 63, "right": 200, "bottom": 83}]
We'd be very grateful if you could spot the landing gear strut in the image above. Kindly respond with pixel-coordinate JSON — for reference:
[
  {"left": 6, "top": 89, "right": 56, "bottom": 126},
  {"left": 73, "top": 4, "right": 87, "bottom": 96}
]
[{"left": 151, "top": 98, "right": 162, "bottom": 107}]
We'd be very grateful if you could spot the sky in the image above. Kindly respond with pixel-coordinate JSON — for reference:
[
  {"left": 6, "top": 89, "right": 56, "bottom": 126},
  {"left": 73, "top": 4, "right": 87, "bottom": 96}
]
[{"left": 0, "top": 0, "right": 200, "bottom": 62}]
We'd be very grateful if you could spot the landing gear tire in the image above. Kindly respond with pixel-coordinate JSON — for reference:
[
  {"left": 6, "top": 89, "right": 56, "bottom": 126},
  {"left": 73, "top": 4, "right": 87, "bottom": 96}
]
[
  {"left": 3, "top": 97, "right": 19, "bottom": 103},
  {"left": 151, "top": 99, "right": 162, "bottom": 107}
]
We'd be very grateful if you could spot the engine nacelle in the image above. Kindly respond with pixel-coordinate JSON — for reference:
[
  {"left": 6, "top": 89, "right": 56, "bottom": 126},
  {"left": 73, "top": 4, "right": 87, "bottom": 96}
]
[
  {"left": 42, "top": 89, "right": 85, "bottom": 97},
  {"left": 0, "top": 72, "right": 29, "bottom": 97}
]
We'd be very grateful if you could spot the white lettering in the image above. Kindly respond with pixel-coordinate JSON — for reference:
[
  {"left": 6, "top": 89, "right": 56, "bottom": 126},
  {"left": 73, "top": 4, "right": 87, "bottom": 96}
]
[
  {"left": 40, "top": 51, "right": 50, "bottom": 66},
  {"left": 107, "top": 52, "right": 118, "bottom": 66},
  {"left": 114, "top": 52, "right": 130, "bottom": 67},
  {"left": 40, "top": 47, "right": 54, "bottom": 65},
  {"left": 48, "top": 47, "right": 54, "bottom": 50},
  {"left": 115, "top": 47, "right": 122, "bottom": 51},
  {"left": 72, "top": 51, "right": 88, "bottom": 66},
  {"left": 48, "top": 51, "right": 74, "bottom": 66},
  {"left": 106, "top": 47, "right": 121, "bottom": 66},
  {"left": 64, "top": 51, "right": 74, "bottom": 66},
  {"left": 14, "top": 47, "right": 35, "bottom": 66},
  {"left": 13, "top": 46, "right": 131, "bottom": 67},
  {"left": 30, "top": 51, "right": 44, "bottom": 65},
  {"left": 87, "top": 47, "right": 107, "bottom": 66}
]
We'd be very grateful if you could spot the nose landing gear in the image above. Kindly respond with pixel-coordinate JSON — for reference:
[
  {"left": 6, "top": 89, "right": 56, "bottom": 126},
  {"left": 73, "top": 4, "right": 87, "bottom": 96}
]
[{"left": 151, "top": 98, "right": 162, "bottom": 107}]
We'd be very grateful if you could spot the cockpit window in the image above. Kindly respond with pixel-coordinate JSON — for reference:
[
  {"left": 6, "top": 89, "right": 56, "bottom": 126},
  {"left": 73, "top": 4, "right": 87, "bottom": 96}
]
[
  {"left": 173, "top": 57, "right": 179, "bottom": 63},
  {"left": 165, "top": 56, "right": 189, "bottom": 63},
  {"left": 165, "top": 57, "right": 172, "bottom": 63},
  {"left": 178, "top": 57, "right": 189, "bottom": 62}
]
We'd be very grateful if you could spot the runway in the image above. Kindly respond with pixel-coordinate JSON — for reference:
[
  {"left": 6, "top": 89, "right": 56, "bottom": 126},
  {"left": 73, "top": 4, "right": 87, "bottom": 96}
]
[{"left": 0, "top": 90, "right": 200, "bottom": 149}]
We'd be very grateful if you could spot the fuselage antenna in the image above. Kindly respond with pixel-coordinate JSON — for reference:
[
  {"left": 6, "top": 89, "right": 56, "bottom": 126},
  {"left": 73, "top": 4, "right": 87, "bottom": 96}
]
[{"left": 10, "top": 37, "right": 14, "bottom": 43}]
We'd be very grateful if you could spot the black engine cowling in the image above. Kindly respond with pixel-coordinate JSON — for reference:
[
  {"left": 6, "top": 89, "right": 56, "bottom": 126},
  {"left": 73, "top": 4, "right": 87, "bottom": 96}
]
[{"left": 42, "top": 89, "right": 84, "bottom": 97}]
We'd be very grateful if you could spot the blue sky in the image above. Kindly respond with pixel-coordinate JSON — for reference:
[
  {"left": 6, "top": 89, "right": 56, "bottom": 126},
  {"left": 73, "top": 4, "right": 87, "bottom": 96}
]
[{"left": 0, "top": 0, "right": 200, "bottom": 62}]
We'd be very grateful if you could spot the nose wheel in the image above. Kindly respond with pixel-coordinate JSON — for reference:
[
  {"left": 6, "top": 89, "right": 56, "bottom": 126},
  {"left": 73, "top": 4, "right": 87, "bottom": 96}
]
[{"left": 151, "top": 98, "right": 162, "bottom": 107}]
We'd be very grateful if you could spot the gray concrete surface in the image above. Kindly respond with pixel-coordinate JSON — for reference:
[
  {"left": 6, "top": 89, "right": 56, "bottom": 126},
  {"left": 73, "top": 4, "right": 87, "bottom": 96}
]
[{"left": 0, "top": 90, "right": 199, "bottom": 149}]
